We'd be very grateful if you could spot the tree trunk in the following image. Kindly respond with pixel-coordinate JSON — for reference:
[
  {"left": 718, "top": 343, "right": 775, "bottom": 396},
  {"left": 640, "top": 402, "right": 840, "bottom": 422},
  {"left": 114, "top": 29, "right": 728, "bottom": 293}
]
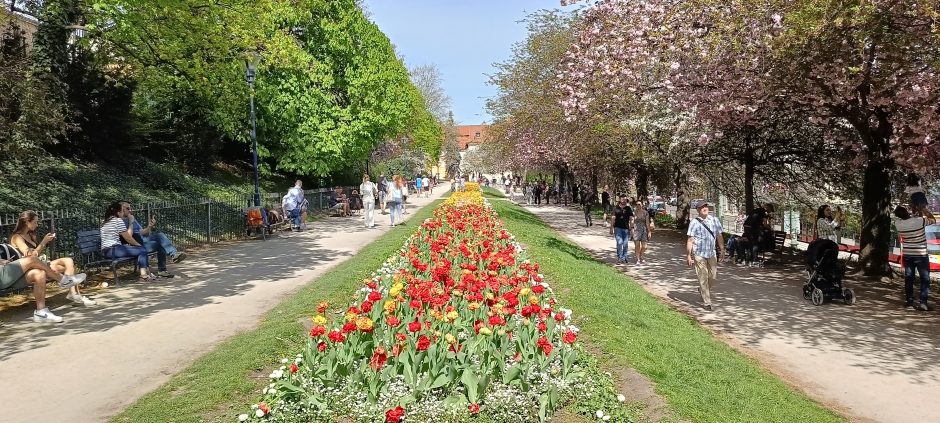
[
  {"left": 858, "top": 140, "right": 894, "bottom": 276},
  {"left": 635, "top": 166, "right": 650, "bottom": 199},
  {"left": 590, "top": 171, "right": 598, "bottom": 198},
  {"left": 674, "top": 164, "right": 691, "bottom": 229},
  {"left": 744, "top": 153, "right": 755, "bottom": 213}
]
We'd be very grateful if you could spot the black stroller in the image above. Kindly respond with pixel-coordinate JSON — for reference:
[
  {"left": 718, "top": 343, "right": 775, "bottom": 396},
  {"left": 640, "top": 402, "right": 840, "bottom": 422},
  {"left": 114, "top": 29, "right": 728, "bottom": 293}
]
[{"left": 803, "top": 239, "right": 856, "bottom": 305}]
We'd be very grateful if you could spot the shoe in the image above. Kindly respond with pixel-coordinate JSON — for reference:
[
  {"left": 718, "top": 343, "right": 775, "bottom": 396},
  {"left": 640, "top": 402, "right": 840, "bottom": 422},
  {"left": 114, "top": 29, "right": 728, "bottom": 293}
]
[
  {"left": 33, "top": 308, "right": 63, "bottom": 323},
  {"left": 59, "top": 273, "right": 86, "bottom": 289},
  {"left": 140, "top": 274, "right": 158, "bottom": 283},
  {"left": 905, "top": 302, "right": 915, "bottom": 310},
  {"left": 918, "top": 303, "right": 929, "bottom": 311},
  {"left": 704, "top": 305, "right": 713, "bottom": 311},
  {"left": 157, "top": 270, "right": 175, "bottom": 278},
  {"left": 68, "top": 293, "right": 97, "bottom": 306},
  {"left": 172, "top": 252, "right": 187, "bottom": 264}
]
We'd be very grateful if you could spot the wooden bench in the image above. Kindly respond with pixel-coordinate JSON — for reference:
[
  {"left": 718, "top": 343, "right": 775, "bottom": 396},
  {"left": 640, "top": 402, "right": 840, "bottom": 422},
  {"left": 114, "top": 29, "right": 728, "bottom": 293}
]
[{"left": 76, "top": 229, "right": 143, "bottom": 284}]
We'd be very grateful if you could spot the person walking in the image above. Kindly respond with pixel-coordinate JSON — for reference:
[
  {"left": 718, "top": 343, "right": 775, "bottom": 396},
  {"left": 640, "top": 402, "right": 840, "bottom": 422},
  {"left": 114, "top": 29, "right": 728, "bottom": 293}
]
[
  {"left": 632, "top": 200, "right": 653, "bottom": 264},
  {"left": 894, "top": 205, "right": 936, "bottom": 311},
  {"left": 360, "top": 174, "right": 377, "bottom": 228},
  {"left": 814, "top": 204, "right": 839, "bottom": 242},
  {"left": 687, "top": 201, "right": 724, "bottom": 311},
  {"left": 378, "top": 175, "right": 389, "bottom": 215},
  {"left": 582, "top": 189, "right": 597, "bottom": 226},
  {"left": 601, "top": 185, "right": 612, "bottom": 227},
  {"left": 613, "top": 197, "right": 634, "bottom": 263},
  {"left": 388, "top": 175, "right": 404, "bottom": 226}
]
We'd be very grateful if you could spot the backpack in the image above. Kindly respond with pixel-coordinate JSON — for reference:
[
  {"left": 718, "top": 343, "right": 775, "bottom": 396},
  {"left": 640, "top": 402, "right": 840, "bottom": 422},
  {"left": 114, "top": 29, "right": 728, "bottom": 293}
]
[{"left": 0, "top": 243, "right": 21, "bottom": 262}]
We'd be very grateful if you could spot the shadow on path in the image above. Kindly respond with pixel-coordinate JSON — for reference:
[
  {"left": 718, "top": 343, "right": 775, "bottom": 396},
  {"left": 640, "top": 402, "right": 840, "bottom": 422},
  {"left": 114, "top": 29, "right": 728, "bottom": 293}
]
[{"left": 524, "top": 203, "right": 940, "bottom": 423}]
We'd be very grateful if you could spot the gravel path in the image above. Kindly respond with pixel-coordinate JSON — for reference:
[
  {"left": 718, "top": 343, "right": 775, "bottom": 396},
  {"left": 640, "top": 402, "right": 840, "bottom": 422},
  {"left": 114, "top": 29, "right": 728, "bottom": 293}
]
[
  {"left": 0, "top": 185, "right": 449, "bottom": 423},
  {"left": 522, "top": 202, "right": 940, "bottom": 423}
]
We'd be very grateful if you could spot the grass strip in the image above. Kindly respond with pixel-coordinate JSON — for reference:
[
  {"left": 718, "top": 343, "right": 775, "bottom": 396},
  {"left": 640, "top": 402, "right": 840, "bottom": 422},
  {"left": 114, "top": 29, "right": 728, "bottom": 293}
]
[
  {"left": 486, "top": 194, "right": 844, "bottom": 423},
  {"left": 111, "top": 200, "right": 446, "bottom": 423}
]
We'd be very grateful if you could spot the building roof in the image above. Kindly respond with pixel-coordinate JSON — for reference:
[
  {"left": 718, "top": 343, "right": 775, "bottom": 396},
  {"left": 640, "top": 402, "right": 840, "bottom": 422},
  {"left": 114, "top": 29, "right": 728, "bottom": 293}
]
[{"left": 457, "top": 124, "right": 488, "bottom": 150}]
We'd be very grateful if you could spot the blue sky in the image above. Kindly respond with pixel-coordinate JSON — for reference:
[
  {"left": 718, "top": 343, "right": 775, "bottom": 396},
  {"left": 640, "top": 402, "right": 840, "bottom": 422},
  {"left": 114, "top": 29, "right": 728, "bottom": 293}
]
[{"left": 364, "top": 0, "right": 565, "bottom": 125}]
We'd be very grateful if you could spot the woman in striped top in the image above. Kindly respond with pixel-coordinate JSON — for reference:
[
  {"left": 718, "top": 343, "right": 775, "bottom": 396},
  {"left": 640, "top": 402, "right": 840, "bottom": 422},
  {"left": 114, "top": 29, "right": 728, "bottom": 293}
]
[
  {"left": 101, "top": 201, "right": 157, "bottom": 282},
  {"left": 814, "top": 205, "right": 839, "bottom": 242},
  {"left": 893, "top": 205, "right": 936, "bottom": 311}
]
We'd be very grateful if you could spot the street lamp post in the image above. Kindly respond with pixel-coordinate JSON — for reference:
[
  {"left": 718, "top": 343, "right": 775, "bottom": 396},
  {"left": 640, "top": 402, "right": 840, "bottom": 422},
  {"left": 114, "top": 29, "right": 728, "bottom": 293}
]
[{"left": 245, "top": 52, "right": 262, "bottom": 207}]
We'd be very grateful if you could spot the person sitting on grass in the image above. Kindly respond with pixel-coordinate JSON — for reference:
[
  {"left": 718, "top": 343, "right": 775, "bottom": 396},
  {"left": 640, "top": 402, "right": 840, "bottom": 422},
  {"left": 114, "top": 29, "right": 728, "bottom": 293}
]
[
  {"left": 125, "top": 204, "right": 187, "bottom": 278},
  {"left": 329, "top": 187, "right": 349, "bottom": 217},
  {"left": 101, "top": 201, "right": 158, "bottom": 282},
  {"left": 9, "top": 210, "right": 96, "bottom": 306},
  {"left": 1, "top": 254, "right": 85, "bottom": 323}
]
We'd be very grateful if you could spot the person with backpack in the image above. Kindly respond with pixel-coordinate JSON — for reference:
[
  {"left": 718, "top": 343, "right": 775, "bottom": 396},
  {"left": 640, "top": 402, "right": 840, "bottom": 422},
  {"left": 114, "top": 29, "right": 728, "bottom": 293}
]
[{"left": 687, "top": 201, "right": 725, "bottom": 311}]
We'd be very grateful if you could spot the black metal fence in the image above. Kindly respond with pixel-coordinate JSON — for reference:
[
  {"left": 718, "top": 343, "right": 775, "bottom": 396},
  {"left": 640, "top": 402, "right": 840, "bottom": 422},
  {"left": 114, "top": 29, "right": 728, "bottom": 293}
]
[{"left": 0, "top": 186, "right": 357, "bottom": 271}]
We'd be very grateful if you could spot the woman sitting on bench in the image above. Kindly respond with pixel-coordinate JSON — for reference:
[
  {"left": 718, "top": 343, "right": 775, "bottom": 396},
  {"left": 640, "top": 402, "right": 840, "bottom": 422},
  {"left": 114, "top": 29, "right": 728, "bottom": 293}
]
[
  {"left": 101, "top": 201, "right": 157, "bottom": 282},
  {"left": 10, "top": 210, "right": 96, "bottom": 306},
  {"left": 1, "top": 255, "right": 85, "bottom": 323}
]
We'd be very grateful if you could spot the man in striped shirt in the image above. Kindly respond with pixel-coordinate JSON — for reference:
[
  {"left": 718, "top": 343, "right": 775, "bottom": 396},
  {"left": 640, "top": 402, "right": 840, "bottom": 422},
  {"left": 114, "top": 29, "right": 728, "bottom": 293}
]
[{"left": 893, "top": 205, "right": 936, "bottom": 311}]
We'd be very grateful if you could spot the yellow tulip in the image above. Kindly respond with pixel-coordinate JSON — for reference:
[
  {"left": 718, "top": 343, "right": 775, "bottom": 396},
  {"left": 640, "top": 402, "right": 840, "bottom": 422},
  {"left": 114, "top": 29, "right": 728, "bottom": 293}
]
[{"left": 312, "top": 315, "right": 327, "bottom": 326}]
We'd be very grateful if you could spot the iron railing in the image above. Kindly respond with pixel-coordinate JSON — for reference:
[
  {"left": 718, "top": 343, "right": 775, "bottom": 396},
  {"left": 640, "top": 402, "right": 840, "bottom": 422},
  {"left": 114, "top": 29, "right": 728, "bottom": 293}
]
[{"left": 0, "top": 186, "right": 359, "bottom": 271}]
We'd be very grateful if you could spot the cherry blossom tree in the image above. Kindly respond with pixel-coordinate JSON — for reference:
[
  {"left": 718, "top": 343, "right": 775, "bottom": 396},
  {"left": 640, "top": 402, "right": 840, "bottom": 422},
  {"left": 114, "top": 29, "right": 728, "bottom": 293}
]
[{"left": 559, "top": 0, "right": 940, "bottom": 275}]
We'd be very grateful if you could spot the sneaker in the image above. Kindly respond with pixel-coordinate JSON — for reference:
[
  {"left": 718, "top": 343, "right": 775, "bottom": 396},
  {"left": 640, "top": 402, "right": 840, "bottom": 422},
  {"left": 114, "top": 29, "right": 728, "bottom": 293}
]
[
  {"left": 68, "top": 293, "right": 97, "bottom": 306},
  {"left": 33, "top": 308, "right": 63, "bottom": 323},
  {"left": 171, "top": 252, "right": 187, "bottom": 264},
  {"left": 59, "top": 273, "right": 86, "bottom": 289},
  {"left": 157, "top": 270, "right": 175, "bottom": 278},
  {"left": 140, "top": 274, "right": 158, "bottom": 283},
  {"left": 905, "top": 302, "right": 915, "bottom": 310},
  {"left": 918, "top": 303, "right": 929, "bottom": 311},
  {"left": 704, "top": 304, "right": 713, "bottom": 311}
]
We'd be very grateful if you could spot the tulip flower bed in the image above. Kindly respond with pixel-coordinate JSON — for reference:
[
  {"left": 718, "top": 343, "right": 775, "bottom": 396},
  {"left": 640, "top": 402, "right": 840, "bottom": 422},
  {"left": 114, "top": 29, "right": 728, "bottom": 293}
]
[{"left": 240, "top": 187, "right": 628, "bottom": 422}]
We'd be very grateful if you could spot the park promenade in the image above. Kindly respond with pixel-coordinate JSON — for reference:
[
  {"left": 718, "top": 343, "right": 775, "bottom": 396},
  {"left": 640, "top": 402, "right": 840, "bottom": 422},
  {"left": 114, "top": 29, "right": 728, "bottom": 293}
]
[
  {"left": 0, "top": 184, "right": 449, "bottom": 423},
  {"left": 523, "top": 202, "right": 940, "bottom": 423}
]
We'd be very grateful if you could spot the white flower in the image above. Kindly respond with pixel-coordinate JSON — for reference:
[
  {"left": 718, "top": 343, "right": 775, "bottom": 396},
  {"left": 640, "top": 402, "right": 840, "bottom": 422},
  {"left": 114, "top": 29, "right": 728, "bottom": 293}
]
[
  {"left": 251, "top": 404, "right": 258, "bottom": 410},
  {"left": 255, "top": 409, "right": 264, "bottom": 418},
  {"left": 603, "top": 416, "right": 611, "bottom": 421},
  {"left": 269, "top": 369, "right": 284, "bottom": 379},
  {"left": 596, "top": 410, "right": 604, "bottom": 419},
  {"left": 617, "top": 394, "right": 626, "bottom": 402},
  {"left": 238, "top": 414, "right": 249, "bottom": 422},
  {"left": 280, "top": 358, "right": 289, "bottom": 364}
]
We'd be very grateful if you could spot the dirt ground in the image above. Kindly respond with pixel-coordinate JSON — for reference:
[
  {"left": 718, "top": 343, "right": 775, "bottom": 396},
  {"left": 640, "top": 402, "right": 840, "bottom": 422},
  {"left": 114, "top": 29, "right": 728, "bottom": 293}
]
[{"left": 524, "top": 203, "right": 940, "bottom": 423}]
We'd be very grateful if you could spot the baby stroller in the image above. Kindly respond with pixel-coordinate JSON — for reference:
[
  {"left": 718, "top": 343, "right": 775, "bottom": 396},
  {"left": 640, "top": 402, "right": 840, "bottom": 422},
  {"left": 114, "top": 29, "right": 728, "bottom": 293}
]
[{"left": 803, "top": 239, "right": 856, "bottom": 305}]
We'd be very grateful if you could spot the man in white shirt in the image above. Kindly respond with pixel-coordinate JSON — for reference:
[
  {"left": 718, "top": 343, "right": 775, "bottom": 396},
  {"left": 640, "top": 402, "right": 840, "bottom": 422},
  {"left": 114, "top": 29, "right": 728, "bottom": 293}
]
[
  {"left": 422, "top": 176, "right": 430, "bottom": 197},
  {"left": 687, "top": 201, "right": 725, "bottom": 311},
  {"left": 285, "top": 180, "right": 305, "bottom": 231}
]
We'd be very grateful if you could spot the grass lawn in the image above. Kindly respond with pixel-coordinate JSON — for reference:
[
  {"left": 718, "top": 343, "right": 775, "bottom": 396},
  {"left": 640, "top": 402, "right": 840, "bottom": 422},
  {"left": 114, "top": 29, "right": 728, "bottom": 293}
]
[
  {"left": 483, "top": 188, "right": 843, "bottom": 423},
  {"left": 111, "top": 199, "right": 446, "bottom": 423}
]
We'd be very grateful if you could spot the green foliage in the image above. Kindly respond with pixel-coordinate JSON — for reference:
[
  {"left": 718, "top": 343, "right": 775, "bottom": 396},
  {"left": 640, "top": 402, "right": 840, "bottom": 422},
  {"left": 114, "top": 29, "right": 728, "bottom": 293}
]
[{"left": 654, "top": 213, "right": 677, "bottom": 229}]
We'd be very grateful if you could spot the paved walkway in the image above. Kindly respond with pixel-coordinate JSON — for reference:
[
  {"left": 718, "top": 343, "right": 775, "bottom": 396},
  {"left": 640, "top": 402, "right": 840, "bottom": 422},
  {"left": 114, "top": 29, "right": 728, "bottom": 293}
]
[
  {"left": 0, "top": 185, "right": 449, "bottom": 423},
  {"left": 522, "top": 203, "right": 940, "bottom": 423}
]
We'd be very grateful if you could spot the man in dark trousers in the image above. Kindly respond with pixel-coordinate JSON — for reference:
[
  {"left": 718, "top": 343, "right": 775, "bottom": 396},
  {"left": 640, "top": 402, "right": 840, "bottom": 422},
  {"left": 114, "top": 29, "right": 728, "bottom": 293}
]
[{"left": 583, "top": 189, "right": 597, "bottom": 226}]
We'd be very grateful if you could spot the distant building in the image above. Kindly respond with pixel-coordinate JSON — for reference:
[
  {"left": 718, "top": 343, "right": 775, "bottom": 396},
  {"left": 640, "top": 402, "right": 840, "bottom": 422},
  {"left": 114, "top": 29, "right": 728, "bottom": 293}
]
[{"left": 1, "top": 8, "right": 39, "bottom": 50}]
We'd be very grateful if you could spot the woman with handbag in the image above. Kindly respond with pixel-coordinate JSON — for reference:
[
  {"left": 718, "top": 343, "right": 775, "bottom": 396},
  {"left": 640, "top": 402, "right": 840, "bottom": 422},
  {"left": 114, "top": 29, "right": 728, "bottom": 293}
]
[
  {"left": 10, "top": 210, "right": 95, "bottom": 306},
  {"left": 388, "top": 175, "right": 405, "bottom": 226}
]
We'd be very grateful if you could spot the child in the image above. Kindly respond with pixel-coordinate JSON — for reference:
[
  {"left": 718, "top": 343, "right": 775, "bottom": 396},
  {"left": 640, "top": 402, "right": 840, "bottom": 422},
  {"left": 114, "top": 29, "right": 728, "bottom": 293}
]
[{"left": 906, "top": 173, "right": 929, "bottom": 213}]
